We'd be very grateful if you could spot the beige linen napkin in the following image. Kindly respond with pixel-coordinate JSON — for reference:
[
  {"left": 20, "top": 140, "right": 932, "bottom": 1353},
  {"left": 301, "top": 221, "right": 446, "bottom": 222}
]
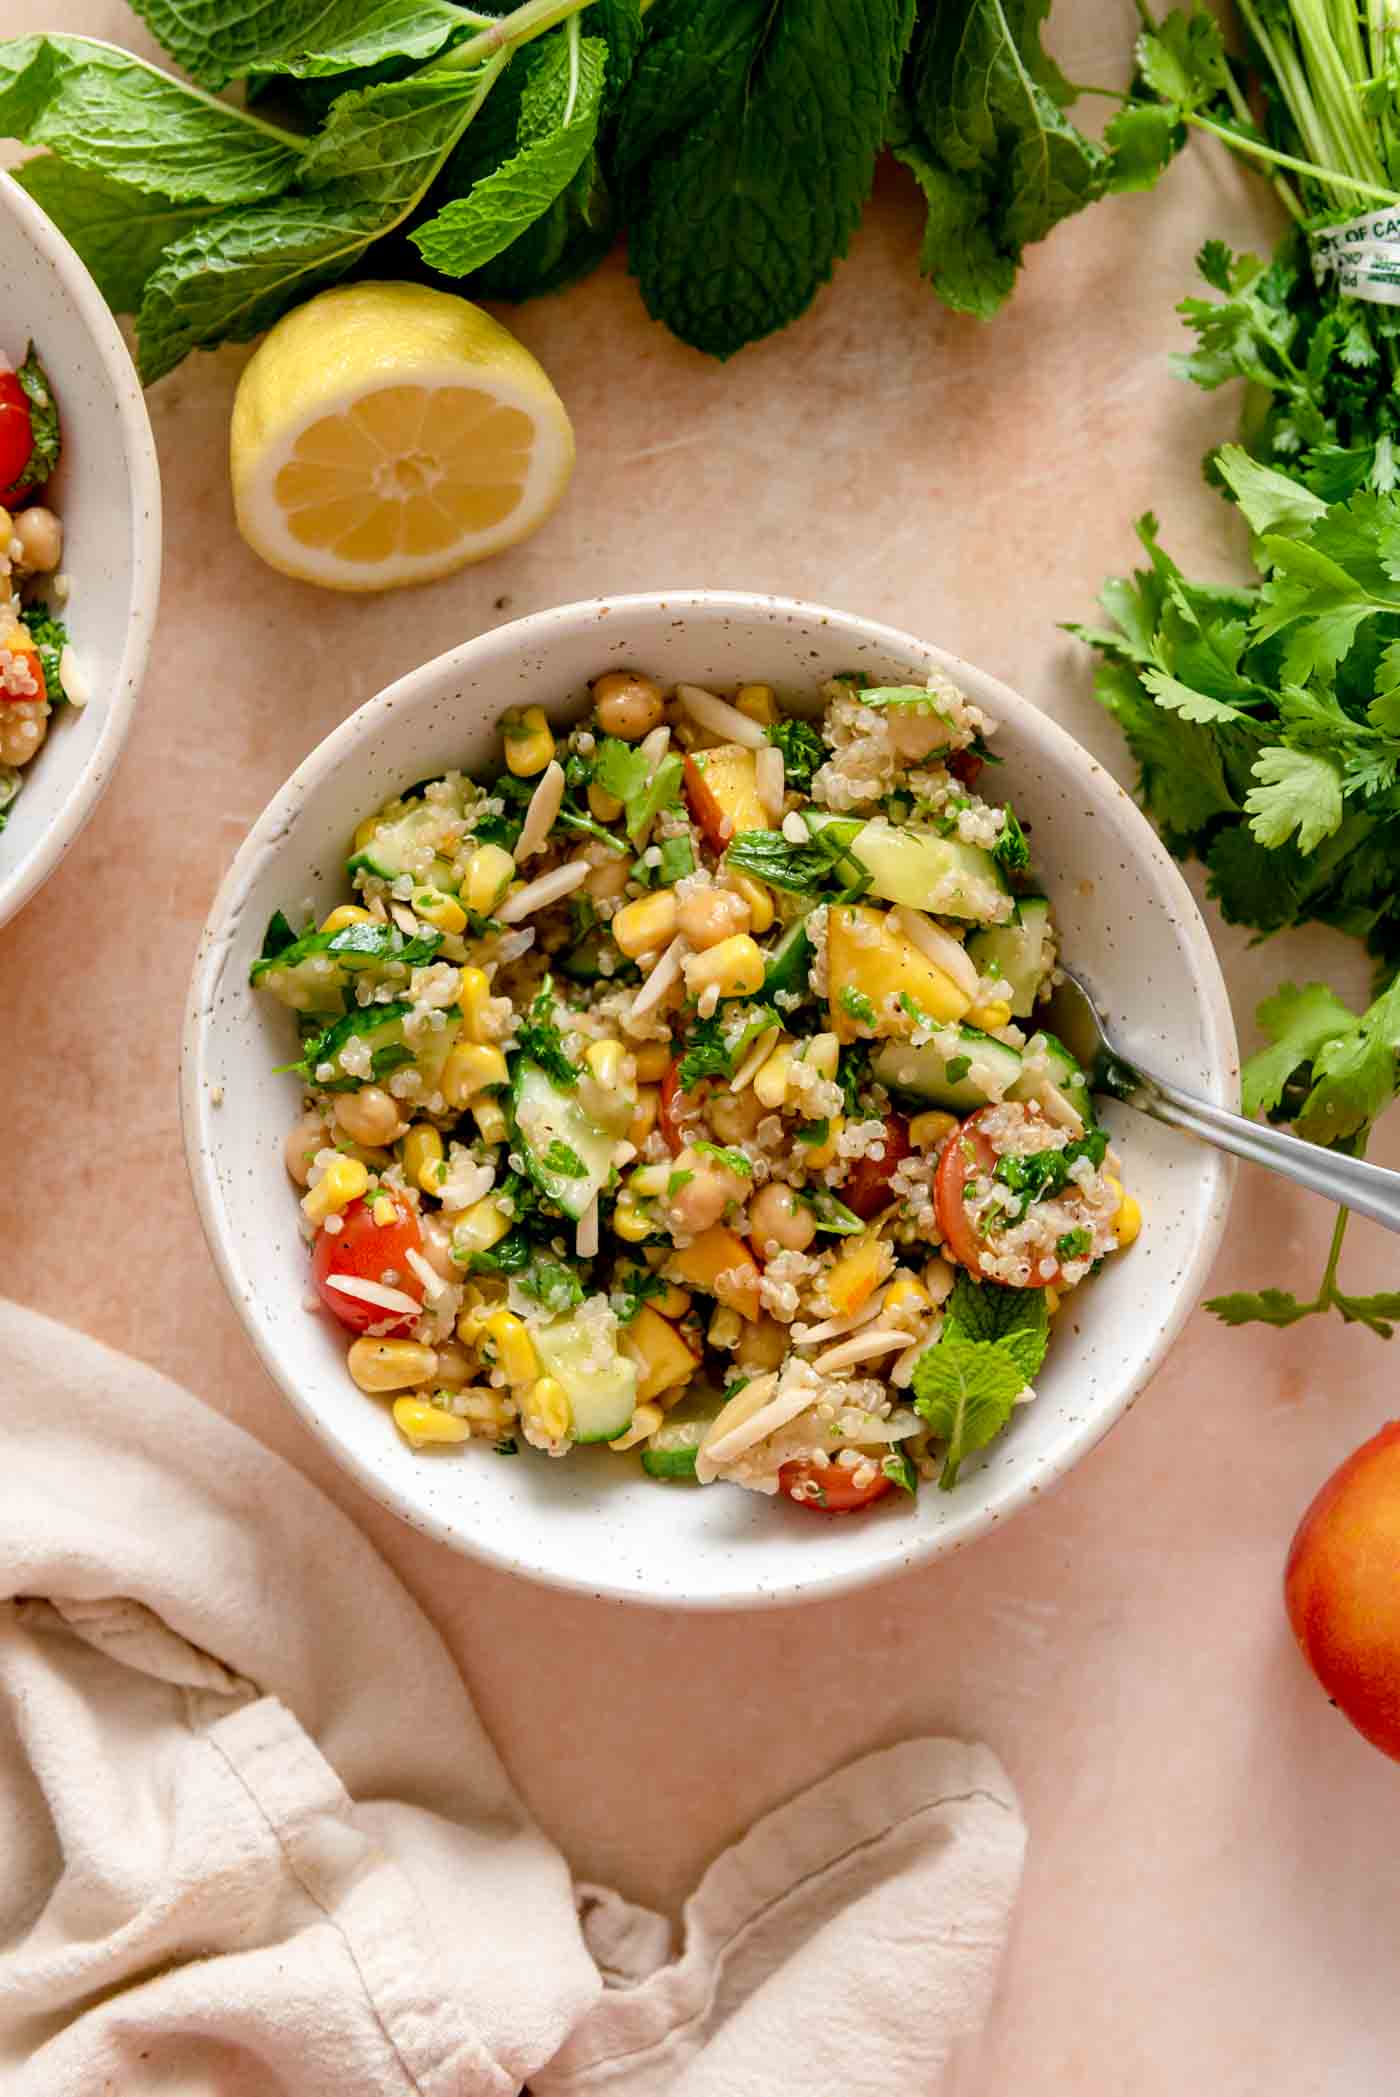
[{"left": 0, "top": 1300, "right": 1025, "bottom": 2095}]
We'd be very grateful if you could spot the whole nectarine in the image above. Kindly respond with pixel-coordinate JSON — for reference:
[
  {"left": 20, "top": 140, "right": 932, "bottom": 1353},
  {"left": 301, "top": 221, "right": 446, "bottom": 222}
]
[{"left": 1285, "top": 1420, "right": 1400, "bottom": 1760}]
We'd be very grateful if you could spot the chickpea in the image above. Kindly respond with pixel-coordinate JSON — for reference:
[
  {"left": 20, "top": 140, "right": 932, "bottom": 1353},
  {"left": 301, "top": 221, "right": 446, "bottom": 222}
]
[
  {"left": 749, "top": 1181, "right": 816, "bottom": 1256},
  {"left": 668, "top": 1145, "right": 748, "bottom": 1235},
  {"left": 887, "top": 709, "right": 951, "bottom": 763},
  {"left": 593, "top": 671, "right": 665, "bottom": 742},
  {"left": 419, "top": 1213, "right": 459, "bottom": 1282},
  {"left": 584, "top": 849, "right": 631, "bottom": 901},
  {"left": 433, "top": 1341, "right": 473, "bottom": 1386},
  {"left": 676, "top": 885, "right": 751, "bottom": 951},
  {"left": 11, "top": 504, "right": 62, "bottom": 575},
  {"left": 0, "top": 698, "right": 46, "bottom": 768},
  {"left": 333, "top": 1085, "right": 405, "bottom": 1148},
  {"left": 737, "top": 1314, "right": 790, "bottom": 1373},
  {"left": 705, "top": 1086, "right": 764, "bottom": 1145},
  {"left": 284, "top": 1110, "right": 331, "bottom": 1187}
]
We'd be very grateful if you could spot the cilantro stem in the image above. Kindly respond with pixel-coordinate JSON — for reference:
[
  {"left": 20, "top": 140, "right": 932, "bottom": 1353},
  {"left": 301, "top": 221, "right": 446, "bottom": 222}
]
[
  {"left": 1318, "top": 1202, "right": 1350, "bottom": 1302},
  {"left": 1184, "top": 113, "right": 1400, "bottom": 209},
  {"left": 439, "top": 0, "right": 596, "bottom": 69}
]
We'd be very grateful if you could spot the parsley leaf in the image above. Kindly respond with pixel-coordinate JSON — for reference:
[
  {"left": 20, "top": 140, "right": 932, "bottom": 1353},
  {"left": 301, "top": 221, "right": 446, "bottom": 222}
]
[
  {"left": 539, "top": 1138, "right": 587, "bottom": 1178},
  {"left": 677, "top": 1003, "right": 780, "bottom": 1088},
  {"left": 610, "top": 1265, "right": 668, "bottom": 1323},
  {"left": 840, "top": 985, "right": 877, "bottom": 1027},
  {"left": 693, "top": 1140, "right": 753, "bottom": 1177},
  {"left": 12, "top": 343, "right": 60, "bottom": 489},
  {"left": 991, "top": 804, "right": 1030, "bottom": 873},
  {"left": 911, "top": 1338, "right": 1027, "bottom": 1489},
  {"left": 594, "top": 735, "right": 683, "bottom": 840},
  {"left": 882, "top": 1449, "right": 919, "bottom": 1495},
  {"left": 515, "top": 979, "right": 576, "bottom": 1089},
  {"left": 766, "top": 716, "right": 826, "bottom": 791},
  {"left": 724, "top": 830, "right": 840, "bottom": 895},
  {"left": 798, "top": 1187, "right": 865, "bottom": 1235}
]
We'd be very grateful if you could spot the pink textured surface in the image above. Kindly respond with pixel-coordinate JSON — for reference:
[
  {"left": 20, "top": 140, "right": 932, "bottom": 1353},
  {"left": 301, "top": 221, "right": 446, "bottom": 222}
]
[{"left": 5, "top": 4, "right": 1400, "bottom": 2088}]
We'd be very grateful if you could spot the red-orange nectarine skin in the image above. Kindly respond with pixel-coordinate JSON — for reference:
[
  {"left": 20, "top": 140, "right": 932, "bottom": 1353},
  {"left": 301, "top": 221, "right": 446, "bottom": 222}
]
[{"left": 1284, "top": 1420, "right": 1400, "bottom": 1761}]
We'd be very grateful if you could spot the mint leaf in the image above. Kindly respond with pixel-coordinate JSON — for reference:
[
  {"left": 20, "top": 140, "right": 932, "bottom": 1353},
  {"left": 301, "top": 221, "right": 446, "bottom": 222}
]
[
  {"left": 889, "top": 110, "right": 1014, "bottom": 320},
  {"left": 912, "top": 1338, "right": 1026, "bottom": 1489},
  {"left": 14, "top": 157, "right": 218, "bottom": 313},
  {"left": 0, "top": 35, "right": 304, "bottom": 204},
  {"left": 1242, "top": 980, "right": 1358, "bottom": 1118},
  {"left": 616, "top": 0, "right": 916, "bottom": 357},
  {"left": 127, "top": 0, "right": 466, "bottom": 88},
  {"left": 942, "top": 1271, "right": 1049, "bottom": 1382},
  {"left": 13, "top": 344, "right": 60, "bottom": 488},
  {"left": 413, "top": 27, "right": 607, "bottom": 278},
  {"left": 138, "top": 66, "right": 497, "bottom": 380},
  {"left": 1244, "top": 746, "right": 1344, "bottom": 854},
  {"left": 724, "top": 830, "right": 835, "bottom": 895},
  {"left": 882, "top": 1449, "right": 918, "bottom": 1495}
]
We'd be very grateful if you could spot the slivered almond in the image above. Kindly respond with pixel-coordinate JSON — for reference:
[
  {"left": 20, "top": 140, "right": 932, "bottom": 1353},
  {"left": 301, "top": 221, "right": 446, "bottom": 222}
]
[{"left": 675, "top": 684, "right": 768, "bottom": 749}]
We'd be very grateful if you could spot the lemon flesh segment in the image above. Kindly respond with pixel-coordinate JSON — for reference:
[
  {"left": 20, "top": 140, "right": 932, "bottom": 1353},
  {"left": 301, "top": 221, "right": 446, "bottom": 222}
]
[{"left": 231, "top": 282, "right": 575, "bottom": 591}]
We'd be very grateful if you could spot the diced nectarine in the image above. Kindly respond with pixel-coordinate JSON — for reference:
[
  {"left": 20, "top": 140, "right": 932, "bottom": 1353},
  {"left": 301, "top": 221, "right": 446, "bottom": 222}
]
[{"left": 683, "top": 745, "right": 767, "bottom": 851}]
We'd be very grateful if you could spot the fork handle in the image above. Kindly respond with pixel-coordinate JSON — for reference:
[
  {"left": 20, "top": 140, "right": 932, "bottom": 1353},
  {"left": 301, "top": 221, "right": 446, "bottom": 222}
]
[{"left": 1125, "top": 1068, "right": 1400, "bottom": 1234}]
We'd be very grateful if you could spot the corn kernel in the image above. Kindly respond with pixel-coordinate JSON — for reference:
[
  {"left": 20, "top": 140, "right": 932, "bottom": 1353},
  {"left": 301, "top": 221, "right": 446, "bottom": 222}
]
[
  {"left": 463, "top": 843, "right": 516, "bottom": 917},
  {"left": 609, "top": 1403, "right": 664, "bottom": 1452},
  {"left": 352, "top": 813, "right": 382, "bottom": 853},
  {"left": 347, "top": 1338, "right": 437, "bottom": 1393},
  {"left": 753, "top": 1041, "right": 794, "bottom": 1110},
  {"left": 588, "top": 783, "right": 624, "bottom": 822},
  {"left": 503, "top": 706, "right": 555, "bottom": 777},
  {"left": 301, "top": 1155, "right": 369, "bottom": 1225},
  {"left": 472, "top": 1097, "right": 509, "bottom": 1144},
  {"left": 802, "top": 1113, "right": 842, "bottom": 1168},
  {"left": 524, "top": 1375, "right": 571, "bottom": 1440},
  {"left": 585, "top": 1038, "right": 630, "bottom": 1091},
  {"left": 612, "top": 1195, "right": 654, "bottom": 1243},
  {"left": 734, "top": 682, "right": 777, "bottom": 725},
  {"left": 320, "top": 903, "right": 375, "bottom": 935},
  {"left": 453, "top": 1196, "right": 511, "bottom": 1258},
  {"left": 457, "top": 965, "right": 492, "bottom": 1042},
  {"left": 412, "top": 886, "right": 467, "bottom": 935},
  {"left": 910, "top": 1110, "right": 959, "bottom": 1152},
  {"left": 884, "top": 1273, "right": 931, "bottom": 1317},
  {"left": 802, "top": 1032, "right": 839, "bottom": 1081},
  {"left": 723, "top": 870, "right": 774, "bottom": 934},
  {"left": 371, "top": 1194, "right": 397, "bottom": 1228},
  {"left": 392, "top": 1397, "right": 470, "bottom": 1447},
  {"left": 1044, "top": 1286, "right": 1061, "bottom": 1315},
  {"left": 613, "top": 891, "right": 678, "bottom": 959},
  {"left": 402, "top": 1123, "right": 445, "bottom": 1195},
  {"left": 632, "top": 1042, "right": 671, "bottom": 1083},
  {"left": 442, "top": 1041, "right": 509, "bottom": 1108},
  {"left": 682, "top": 933, "right": 765, "bottom": 1003},
  {"left": 1113, "top": 1189, "right": 1142, "bottom": 1249},
  {"left": 484, "top": 1311, "right": 539, "bottom": 1388},
  {"left": 628, "top": 1087, "right": 660, "bottom": 1149},
  {"left": 968, "top": 999, "right": 1013, "bottom": 1031}
]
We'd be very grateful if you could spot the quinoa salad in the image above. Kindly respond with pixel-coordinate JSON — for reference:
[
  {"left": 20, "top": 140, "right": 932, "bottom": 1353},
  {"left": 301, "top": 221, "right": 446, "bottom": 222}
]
[
  {"left": 0, "top": 342, "right": 80, "bottom": 837},
  {"left": 251, "top": 668, "right": 1141, "bottom": 1512}
]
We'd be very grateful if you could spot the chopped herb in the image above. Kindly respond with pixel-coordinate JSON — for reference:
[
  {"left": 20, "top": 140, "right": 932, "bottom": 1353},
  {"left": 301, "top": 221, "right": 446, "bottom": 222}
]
[
  {"left": 466, "top": 1229, "right": 533, "bottom": 1275},
  {"left": 795, "top": 1118, "right": 831, "bottom": 1147},
  {"left": 667, "top": 1168, "right": 694, "bottom": 1197},
  {"left": 992, "top": 805, "right": 1030, "bottom": 873},
  {"left": 856, "top": 685, "right": 938, "bottom": 708},
  {"left": 493, "top": 1438, "right": 519, "bottom": 1456},
  {"left": 260, "top": 908, "right": 298, "bottom": 960},
  {"left": 515, "top": 977, "right": 576, "bottom": 1088},
  {"left": 539, "top": 1139, "right": 587, "bottom": 1178},
  {"left": 656, "top": 834, "right": 696, "bottom": 884},
  {"left": 518, "top": 1258, "right": 585, "bottom": 1314},
  {"left": 677, "top": 1002, "right": 781, "bottom": 1089},
  {"left": 993, "top": 1128, "right": 1108, "bottom": 1219},
  {"left": 840, "top": 985, "right": 878, "bottom": 1026},
  {"left": 765, "top": 716, "right": 827, "bottom": 792},
  {"left": 898, "top": 990, "right": 935, "bottom": 1031},
  {"left": 21, "top": 600, "right": 70, "bottom": 704},
  {"left": 1056, "top": 1228, "right": 1093, "bottom": 1261},
  {"left": 594, "top": 735, "right": 683, "bottom": 840},
  {"left": 693, "top": 1140, "right": 753, "bottom": 1177},
  {"left": 798, "top": 1186, "right": 865, "bottom": 1235},
  {"left": 882, "top": 1449, "right": 919, "bottom": 1495},
  {"left": 945, "top": 1054, "right": 972, "bottom": 1084},
  {"left": 558, "top": 805, "right": 629, "bottom": 853},
  {"left": 837, "top": 1043, "right": 869, "bottom": 1117},
  {"left": 610, "top": 1265, "right": 669, "bottom": 1323}
]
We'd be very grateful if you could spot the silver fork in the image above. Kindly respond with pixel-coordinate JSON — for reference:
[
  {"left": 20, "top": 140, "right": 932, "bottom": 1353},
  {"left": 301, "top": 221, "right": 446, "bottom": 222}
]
[{"left": 1044, "top": 968, "right": 1400, "bottom": 1233}]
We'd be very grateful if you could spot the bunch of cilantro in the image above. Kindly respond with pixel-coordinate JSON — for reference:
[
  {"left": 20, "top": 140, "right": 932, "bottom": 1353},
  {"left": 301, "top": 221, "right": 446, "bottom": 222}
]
[
  {"left": 1070, "top": 6, "right": 1400, "bottom": 1335},
  {"left": 0, "top": 0, "right": 1155, "bottom": 379}
]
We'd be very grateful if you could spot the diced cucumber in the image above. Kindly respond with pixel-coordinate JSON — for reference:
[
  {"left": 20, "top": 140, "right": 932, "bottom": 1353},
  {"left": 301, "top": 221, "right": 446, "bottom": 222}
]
[
  {"left": 347, "top": 795, "right": 463, "bottom": 892},
  {"left": 966, "top": 897, "right": 1051, "bottom": 1019},
  {"left": 535, "top": 1298, "right": 638, "bottom": 1444},
  {"left": 807, "top": 813, "right": 1009, "bottom": 923},
  {"left": 872, "top": 1027, "right": 1023, "bottom": 1112},
  {"left": 1010, "top": 1030, "right": 1094, "bottom": 1125},
  {"left": 761, "top": 912, "right": 813, "bottom": 1002},
  {"left": 251, "top": 920, "right": 442, "bottom": 1013},
  {"left": 511, "top": 1059, "right": 617, "bottom": 1220},
  {"left": 640, "top": 1393, "right": 725, "bottom": 1479}
]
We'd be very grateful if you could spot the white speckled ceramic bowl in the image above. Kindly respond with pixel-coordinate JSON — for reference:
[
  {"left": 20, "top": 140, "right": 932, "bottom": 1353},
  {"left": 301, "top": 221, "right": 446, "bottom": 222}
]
[
  {"left": 182, "top": 593, "right": 1237, "bottom": 1608},
  {"left": 0, "top": 170, "right": 161, "bottom": 930}
]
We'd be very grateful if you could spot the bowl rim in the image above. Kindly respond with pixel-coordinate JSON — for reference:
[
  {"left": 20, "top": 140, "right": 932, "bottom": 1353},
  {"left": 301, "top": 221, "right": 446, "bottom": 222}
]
[
  {"left": 0, "top": 168, "right": 163, "bottom": 931},
  {"left": 182, "top": 589, "right": 1238, "bottom": 1608}
]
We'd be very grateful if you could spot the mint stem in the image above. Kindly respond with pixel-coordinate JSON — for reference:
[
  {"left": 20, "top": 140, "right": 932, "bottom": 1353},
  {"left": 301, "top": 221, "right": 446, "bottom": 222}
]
[{"left": 439, "top": 0, "right": 595, "bottom": 69}]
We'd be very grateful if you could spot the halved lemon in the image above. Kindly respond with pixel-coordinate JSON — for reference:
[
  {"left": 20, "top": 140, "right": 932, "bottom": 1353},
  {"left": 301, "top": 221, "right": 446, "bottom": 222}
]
[{"left": 230, "top": 281, "right": 576, "bottom": 591}]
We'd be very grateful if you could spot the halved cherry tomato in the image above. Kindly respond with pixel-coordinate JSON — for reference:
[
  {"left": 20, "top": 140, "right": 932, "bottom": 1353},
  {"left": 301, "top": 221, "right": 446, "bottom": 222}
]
[
  {"left": 934, "top": 1105, "right": 1069, "bottom": 1289},
  {"left": 0, "top": 371, "right": 36, "bottom": 505},
  {"left": 658, "top": 1059, "right": 689, "bottom": 1154},
  {"left": 947, "top": 747, "right": 984, "bottom": 790},
  {"left": 312, "top": 1193, "right": 424, "bottom": 1333},
  {"left": 779, "top": 1460, "right": 893, "bottom": 1513},
  {"left": 0, "top": 647, "right": 45, "bottom": 704},
  {"left": 843, "top": 1112, "right": 910, "bottom": 1220}
]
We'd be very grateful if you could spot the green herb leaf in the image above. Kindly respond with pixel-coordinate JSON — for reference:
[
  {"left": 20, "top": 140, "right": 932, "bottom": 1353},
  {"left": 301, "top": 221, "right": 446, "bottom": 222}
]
[
  {"left": 1134, "top": 5, "right": 1228, "bottom": 111},
  {"left": 13, "top": 157, "right": 218, "bottom": 314},
  {"left": 615, "top": 0, "right": 915, "bottom": 357},
  {"left": 1244, "top": 746, "right": 1345, "bottom": 854},
  {"left": 941, "top": 1271, "right": 1049, "bottom": 1381},
  {"left": 765, "top": 716, "right": 826, "bottom": 792},
  {"left": 725, "top": 830, "right": 839, "bottom": 895},
  {"left": 882, "top": 1448, "right": 919, "bottom": 1494},
  {"left": 515, "top": 979, "right": 577, "bottom": 1089},
  {"left": 991, "top": 804, "right": 1029, "bottom": 872},
  {"left": 413, "top": 27, "right": 608, "bottom": 278},
  {"left": 911, "top": 1337, "right": 1026, "bottom": 1489},
  {"left": 594, "top": 734, "right": 683, "bottom": 840},
  {"left": 1242, "top": 980, "right": 1360, "bottom": 1119},
  {"left": 798, "top": 1187, "right": 865, "bottom": 1235},
  {"left": 1204, "top": 1287, "right": 1317, "bottom": 1329},
  {"left": 0, "top": 34, "right": 305, "bottom": 203},
  {"left": 17, "top": 599, "right": 70, "bottom": 704},
  {"left": 840, "top": 985, "right": 877, "bottom": 1027},
  {"left": 693, "top": 1140, "right": 753, "bottom": 1177},
  {"left": 539, "top": 1139, "right": 587, "bottom": 1178},
  {"left": 127, "top": 0, "right": 467, "bottom": 88},
  {"left": 260, "top": 909, "right": 298, "bottom": 960},
  {"left": 676, "top": 1002, "right": 780, "bottom": 1088}
]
